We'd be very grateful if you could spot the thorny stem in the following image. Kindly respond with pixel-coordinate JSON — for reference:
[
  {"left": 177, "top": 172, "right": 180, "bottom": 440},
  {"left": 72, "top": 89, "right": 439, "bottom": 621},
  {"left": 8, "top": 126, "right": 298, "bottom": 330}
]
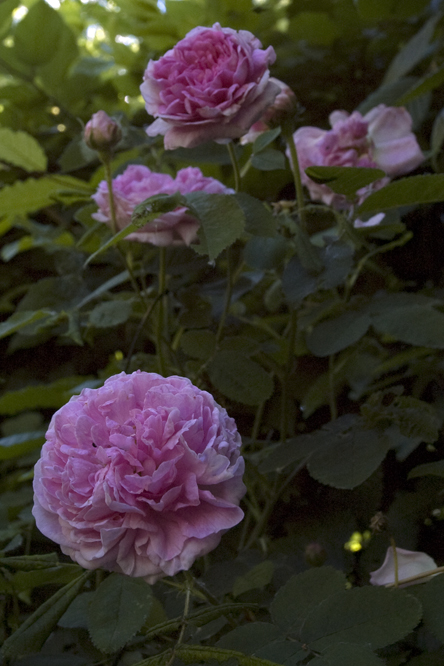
[
  {"left": 215, "top": 247, "right": 233, "bottom": 346},
  {"left": 283, "top": 126, "right": 307, "bottom": 231},
  {"left": 103, "top": 155, "right": 146, "bottom": 306},
  {"left": 280, "top": 310, "right": 297, "bottom": 441},
  {"left": 124, "top": 293, "right": 164, "bottom": 373},
  {"left": 227, "top": 141, "right": 241, "bottom": 192},
  {"left": 164, "top": 578, "right": 191, "bottom": 666},
  {"left": 390, "top": 536, "right": 399, "bottom": 588}
]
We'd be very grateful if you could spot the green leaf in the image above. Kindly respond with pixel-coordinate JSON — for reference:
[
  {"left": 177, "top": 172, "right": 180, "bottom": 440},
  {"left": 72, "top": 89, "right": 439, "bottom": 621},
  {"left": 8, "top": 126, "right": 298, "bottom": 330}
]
[
  {"left": 0, "top": 430, "right": 45, "bottom": 460},
  {"left": 397, "top": 65, "right": 444, "bottom": 105},
  {"left": 0, "top": 127, "right": 47, "bottom": 172},
  {"left": 180, "top": 329, "right": 216, "bottom": 360},
  {"left": 217, "top": 623, "right": 301, "bottom": 662},
  {"left": 14, "top": 0, "right": 64, "bottom": 66},
  {"left": 355, "top": 0, "right": 394, "bottom": 20},
  {"left": 253, "top": 127, "right": 281, "bottom": 154},
  {"left": 0, "top": 175, "right": 92, "bottom": 216},
  {"left": 362, "top": 393, "right": 440, "bottom": 443},
  {"left": 13, "top": 565, "right": 84, "bottom": 591},
  {"left": 306, "top": 311, "right": 371, "bottom": 357},
  {"left": 0, "top": 376, "right": 89, "bottom": 416},
  {"left": 188, "top": 192, "right": 245, "bottom": 261},
  {"left": 300, "top": 587, "right": 422, "bottom": 651},
  {"left": 0, "top": 310, "right": 52, "bottom": 340},
  {"left": 371, "top": 303, "right": 444, "bottom": 348},
  {"left": 208, "top": 351, "right": 273, "bottom": 405},
  {"left": 177, "top": 645, "right": 282, "bottom": 666},
  {"left": 88, "top": 573, "right": 153, "bottom": 653},
  {"left": 305, "top": 166, "right": 386, "bottom": 198},
  {"left": 0, "top": 553, "right": 59, "bottom": 570},
  {"left": 409, "top": 460, "right": 444, "bottom": 479},
  {"left": 244, "top": 236, "right": 287, "bottom": 270},
  {"left": 383, "top": 14, "right": 440, "bottom": 86},
  {"left": 271, "top": 567, "right": 347, "bottom": 638},
  {"left": 89, "top": 300, "right": 133, "bottom": 328},
  {"left": 234, "top": 193, "right": 277, "bottom": 237},
  {"left": 309, "top": 643, "right": 386, "bottom": 666},
  {"left": 288, "top": 11, "right": 341, "bottom": 46},
  {"left": 358, "top": 77, "right": 418, "bottom": 115},
  {"left": 307, "top": 418, "right": 392, "bottom": 489},
  {"left": 232, "top": 561, "right": 274, "bottom": 598},
  {"left": 251, "top": 148, "right": 286, "bottom": 171},
  {"left": 1, "top": 570, "right": 91, "bottom": 660},
  {"left": 143, "top": 603, "right": 258, "bottom": 641},
  {"left": 358, "top": 174, "right": 444, "bottom": 214},
  {"left": 412, "top": 575, "right": 444, "bottom": 642}
]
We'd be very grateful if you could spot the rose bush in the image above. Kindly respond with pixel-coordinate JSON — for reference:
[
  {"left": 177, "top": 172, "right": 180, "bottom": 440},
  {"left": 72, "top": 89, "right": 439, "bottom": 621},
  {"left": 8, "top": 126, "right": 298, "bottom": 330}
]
[
  {"left": 141, "top": 23, "right": 280, "bottom": 149},
  {"left": 92, "top": 165, "right": 232, "bottom": 246},
  {"left": 290, "top": 104, "right": 424, "bottom": 210},
  {"left": 32, "top": 371, "right": 245, "bottom": 583}
]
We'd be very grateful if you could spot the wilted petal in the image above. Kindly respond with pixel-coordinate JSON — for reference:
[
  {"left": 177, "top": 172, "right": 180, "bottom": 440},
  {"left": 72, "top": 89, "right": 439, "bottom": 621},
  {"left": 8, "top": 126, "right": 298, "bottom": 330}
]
[{"left": 370, "top": 547, "right": 438, "bottom": 587}]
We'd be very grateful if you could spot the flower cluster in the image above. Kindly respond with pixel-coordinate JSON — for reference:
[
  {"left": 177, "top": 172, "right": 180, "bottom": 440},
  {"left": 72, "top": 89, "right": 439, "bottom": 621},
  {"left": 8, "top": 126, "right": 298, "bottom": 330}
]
[
  {"left": 33, "top": 371, "right": 246, "bottom": 583},
  {"left": 141, "top": 23, "right": 280, "bottom": 149},
  {"left": 92, "top": 165, "right": 232, "bottom": 246},
  {"left": 291, "top": 104, "right": 424, "bottom": 210}
]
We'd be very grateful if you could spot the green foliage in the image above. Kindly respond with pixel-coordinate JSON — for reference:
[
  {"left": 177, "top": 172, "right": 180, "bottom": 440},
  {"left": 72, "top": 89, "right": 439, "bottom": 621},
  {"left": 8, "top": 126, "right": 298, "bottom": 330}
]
[
  {"left": 1, "top": 1, "right": 444, "bottom": 664},
  {"left": 88, "top": 573, "right": 153, "bottom": 652}
]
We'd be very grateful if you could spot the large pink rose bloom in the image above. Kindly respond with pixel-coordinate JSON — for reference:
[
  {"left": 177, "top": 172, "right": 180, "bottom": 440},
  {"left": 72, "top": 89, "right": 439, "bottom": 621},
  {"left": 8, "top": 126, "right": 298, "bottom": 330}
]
[
  {"left": 32, "top": 371, "right": 246, "bottom": 583},
  {"left": 141, "top": 23, "right": 280, "bottom": 150},
  {"left": 290, "top": 104, "right": 424, "bottom": 210},
  {"left": 92, "top": 164, "right": 232, "bottom": 246}
]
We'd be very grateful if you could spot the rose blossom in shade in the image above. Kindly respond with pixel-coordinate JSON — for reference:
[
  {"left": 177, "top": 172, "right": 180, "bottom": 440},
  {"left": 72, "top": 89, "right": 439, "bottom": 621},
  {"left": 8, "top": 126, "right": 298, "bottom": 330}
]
[
  {"left": 92, "top": 164, "right": 232, "bottom": 246},
  {"left": 370, "top": 547, "right": 438, "bottom": 587},
  {"left": 289, "top": 104, "right": 424, "bottom": 211},
  {"left": 84, "top": 111, "right": 122, "bottom": 152},
  {"left": 32, "top": 371, "right": 246, "bottom": 583},
  {"left": 141, "top": 23, "right": 280, "bottom": 150}
]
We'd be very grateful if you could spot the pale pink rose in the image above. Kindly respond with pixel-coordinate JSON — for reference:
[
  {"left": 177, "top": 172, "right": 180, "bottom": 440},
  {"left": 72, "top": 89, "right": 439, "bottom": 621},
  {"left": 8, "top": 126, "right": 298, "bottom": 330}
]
[
  {"left": 141, "top": 23, "right": 280, "bottom": 150},
  {"left": 370, "top": 547, "right": 438, "bottom": 587},
  {"left": 289, "top": 105, "right": 423, "bottom": 213},
  {"left": 241, "top": 78, "right": 297, "bottom": 144},
  {"left": 92, "top": 164, "right": 232, "bottom": 246},
  {"left": 32, "top": 371, "right": 246, "bottom": 583},
  {"left": 84, "top": 111, "right": 122, "bottom": 152}
]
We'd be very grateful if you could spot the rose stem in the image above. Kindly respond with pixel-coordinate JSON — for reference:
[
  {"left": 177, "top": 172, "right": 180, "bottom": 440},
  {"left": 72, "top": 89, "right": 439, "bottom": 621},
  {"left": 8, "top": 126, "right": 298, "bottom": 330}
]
[
  {"left": 283, "top": 125, "right": 307, "bottom": 232},
  {"left": 156, "top": 246, "right": 167, "bottom": 375},
  {"left": 227, "top": 141, "right": 241, "bottom": 192},
  {"left": 280, "top": 309, "right": 298, "bottom": 441},
  {"left": 102, "top": 154, "right": 145, "bottom": 307},
  {"left": 390, "top": 536, "right": 399, "bottom": 588}
]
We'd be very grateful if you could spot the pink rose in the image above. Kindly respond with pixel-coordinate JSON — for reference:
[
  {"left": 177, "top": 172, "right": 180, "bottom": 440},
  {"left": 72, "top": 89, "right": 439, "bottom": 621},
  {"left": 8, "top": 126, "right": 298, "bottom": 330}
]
[
  {"left": 84, "top": 111, "right": 122, "bottom": 152},
  {"left": 370, "top": 547, "right": 438, "bottom": 587},
  {"left": 141, "top": 23, "right": 280, "bottom": 150},
  {"left": 92, "top": 164, "right": 232, "bottom": 246},
  {"left": 290, "top": 105, "right": 423, "bottom": 211},
  {"left": 32, "top": 371, "right": 246, "bottom": 583},
  {"left": 241, "top": 78, "right": 297, "bottom": 144}
]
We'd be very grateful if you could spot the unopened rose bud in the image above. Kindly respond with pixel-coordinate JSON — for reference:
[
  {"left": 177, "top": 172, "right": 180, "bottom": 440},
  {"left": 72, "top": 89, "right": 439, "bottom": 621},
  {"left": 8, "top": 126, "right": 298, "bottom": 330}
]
[
  {"left": 305, "top": 542, "right": 327, "bottom": 567},
  {"left": 84, "top": 111, "right": 122, "bottom": 153},
  {"left": 262, "top": 78, "right": 298, "bottom": 127}
]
